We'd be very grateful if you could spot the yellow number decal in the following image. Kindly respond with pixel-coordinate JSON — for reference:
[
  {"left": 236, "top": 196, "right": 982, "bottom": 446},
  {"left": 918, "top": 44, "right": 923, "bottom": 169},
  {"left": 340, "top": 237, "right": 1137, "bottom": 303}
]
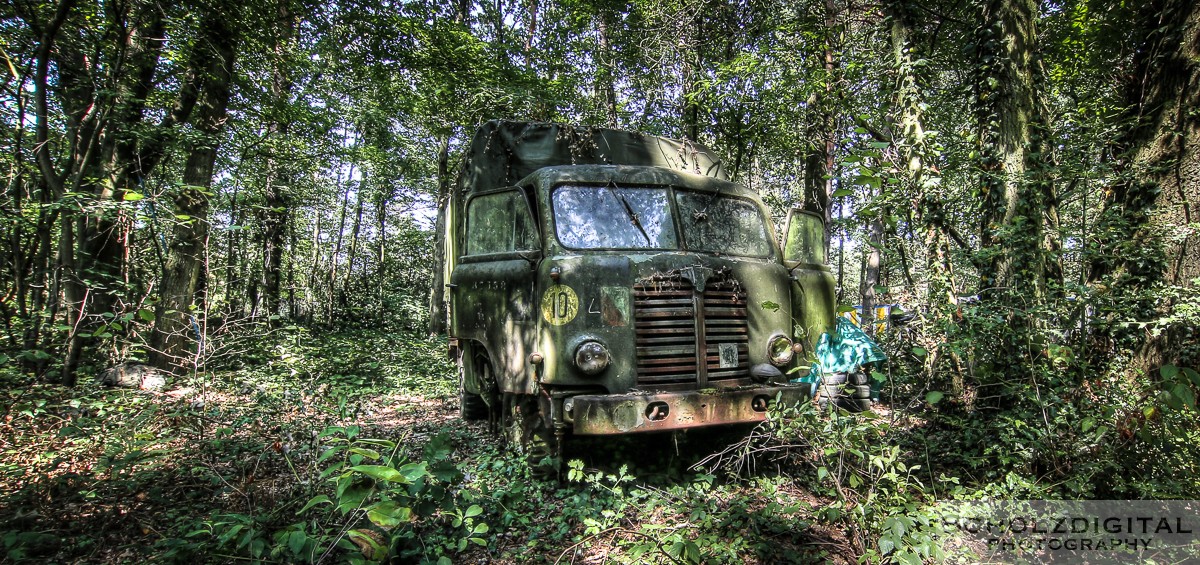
[{"left": 541, "top": 285, "right": 579, "bottom": 326}]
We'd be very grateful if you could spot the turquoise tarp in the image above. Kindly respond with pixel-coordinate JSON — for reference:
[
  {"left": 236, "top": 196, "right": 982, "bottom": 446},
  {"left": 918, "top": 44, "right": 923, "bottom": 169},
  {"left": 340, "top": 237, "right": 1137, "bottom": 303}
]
[{"left": 814, "top": 317, "right": 887, "bottom": 373}]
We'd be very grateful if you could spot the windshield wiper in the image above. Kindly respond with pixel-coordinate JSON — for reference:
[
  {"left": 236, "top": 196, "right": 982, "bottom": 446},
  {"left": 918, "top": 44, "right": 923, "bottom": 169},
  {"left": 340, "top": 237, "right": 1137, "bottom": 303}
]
[{"left": 605, "top": 182, "right": 651, "bottom": 245}]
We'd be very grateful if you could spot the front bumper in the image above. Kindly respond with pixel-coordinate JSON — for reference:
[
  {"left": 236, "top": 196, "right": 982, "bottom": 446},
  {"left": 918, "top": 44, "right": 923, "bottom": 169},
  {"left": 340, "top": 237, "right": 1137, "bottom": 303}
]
[{"left": 563, "top": 384, "right": 809, "bottom": 435}]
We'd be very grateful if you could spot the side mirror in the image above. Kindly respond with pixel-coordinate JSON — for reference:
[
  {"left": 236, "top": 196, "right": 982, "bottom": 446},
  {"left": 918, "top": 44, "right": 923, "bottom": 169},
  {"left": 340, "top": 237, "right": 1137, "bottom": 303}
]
[{"left": 782, "top": 208, "right": 827, "bottom": 268}]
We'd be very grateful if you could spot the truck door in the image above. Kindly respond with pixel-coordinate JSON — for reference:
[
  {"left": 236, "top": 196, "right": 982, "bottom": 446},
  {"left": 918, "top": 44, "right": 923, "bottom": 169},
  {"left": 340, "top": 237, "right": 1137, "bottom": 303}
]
[
  {"left": 782, "top": 208, "right": 837, "bottom": 354},
  {"left": 449, "top": 188, "right": 541, "bottom": 393}
]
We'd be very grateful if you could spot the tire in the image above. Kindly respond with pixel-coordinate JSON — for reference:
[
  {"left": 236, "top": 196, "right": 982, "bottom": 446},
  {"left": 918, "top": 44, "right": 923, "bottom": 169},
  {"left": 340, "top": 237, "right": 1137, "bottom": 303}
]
[
  {"left": 852, "top": 384, "right": 872, "bottom": 399},
  {"left": 841, "top": 397, "right": 872, "bottom": 413},
  {"left": 821, "top": 372, "right": 849, "bottom": 386},
  {"left": 817, "top": 384, "right": 848, "bottom": 400},
  {"left": 461, "top": 390, "right": 489, "bottom": 420},
  {"left": 850, "top": 371, "right": 871, "bottom": 386},
  {"left": 458, "top": 344, "right": 497, "bottom": 422}
]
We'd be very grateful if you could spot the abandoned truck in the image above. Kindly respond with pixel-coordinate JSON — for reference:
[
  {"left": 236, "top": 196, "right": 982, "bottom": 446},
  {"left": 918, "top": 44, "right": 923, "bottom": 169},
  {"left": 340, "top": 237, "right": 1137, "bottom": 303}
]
[{"left": 441, "top": 121, "right": 836, "bottom": 459}]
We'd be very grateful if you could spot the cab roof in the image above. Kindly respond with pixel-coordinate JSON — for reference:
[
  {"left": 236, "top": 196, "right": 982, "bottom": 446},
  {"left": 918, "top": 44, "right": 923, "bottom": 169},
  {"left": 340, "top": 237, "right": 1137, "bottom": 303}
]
[{"left": 518, "top": 165, "right": 759, "bottom": 200}]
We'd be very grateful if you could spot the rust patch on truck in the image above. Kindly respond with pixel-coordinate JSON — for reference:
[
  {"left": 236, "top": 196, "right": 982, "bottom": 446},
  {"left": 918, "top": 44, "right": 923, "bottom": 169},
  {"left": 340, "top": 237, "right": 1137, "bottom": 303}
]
[{"left": 565, "top": 385, "right": 808, "bottom": 435}]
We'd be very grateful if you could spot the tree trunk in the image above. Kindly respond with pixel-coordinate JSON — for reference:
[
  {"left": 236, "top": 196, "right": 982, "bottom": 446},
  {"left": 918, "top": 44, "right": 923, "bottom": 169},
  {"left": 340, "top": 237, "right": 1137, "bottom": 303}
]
[
  {"left": 1090, "top": 0, "right": 1200, "bottom": 368},
  {"left": 974, "top": 0, "right": 1057, "bottom": 304},
  {"left": 861, "top": 214, "right": 883, "bottom": 337},
  {"left": 803, "top": 0, "right": 840, "bottom": 253},
  {"left": 261, "top": 0, "right": 296, "bottom": 320},
  {"left": 150, "top": 9, "right": 239, "bottom": 374}
]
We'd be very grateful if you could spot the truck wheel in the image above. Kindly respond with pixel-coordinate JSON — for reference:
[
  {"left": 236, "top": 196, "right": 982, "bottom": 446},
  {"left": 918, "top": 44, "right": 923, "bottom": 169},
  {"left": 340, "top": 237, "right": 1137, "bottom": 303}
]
[
  {"left": 461, "top": 390, "right": 489, "bottom": 421},
  {"left": 459, "top": 345, "right": 498, "bottom": 422},
  {"left": 850, "top": 370, "right": 870, "bottom": 386},
  {"left": 503, "top": 393, "right": 558, "bottom": 469}
]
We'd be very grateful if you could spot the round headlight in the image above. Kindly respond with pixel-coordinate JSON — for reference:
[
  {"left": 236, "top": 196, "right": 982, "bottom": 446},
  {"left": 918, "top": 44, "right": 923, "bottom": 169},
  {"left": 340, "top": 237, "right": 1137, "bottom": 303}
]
[
  {"left": 574, "top": 341, "right": 610, "bottom": 375},
  {"left": 767, "top": 334, "right": 794, "bottom": 366}
]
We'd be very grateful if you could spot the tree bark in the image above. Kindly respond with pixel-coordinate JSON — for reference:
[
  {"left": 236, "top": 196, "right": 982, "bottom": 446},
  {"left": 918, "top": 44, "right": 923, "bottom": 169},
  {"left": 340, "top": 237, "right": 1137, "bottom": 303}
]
[
  {"left": 150, "top": 9, "right": 239, "bottom": 373},
  {"left": 261, "top": 0, "right": 296, "bottom": 320},
  {"left": 1090, "top": 0, "right": 1200, "bottom": 368},
  {"left": 974, "top": 0, "right": 1057, "bottom": 304},
  {"left": 803, "top": 0, "right": 840, "bottom": 253}
]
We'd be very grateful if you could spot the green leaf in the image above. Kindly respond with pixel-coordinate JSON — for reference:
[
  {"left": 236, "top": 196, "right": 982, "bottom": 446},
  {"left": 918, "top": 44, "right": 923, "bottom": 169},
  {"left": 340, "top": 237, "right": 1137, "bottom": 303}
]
[
  {"left": 760, "top": 300, "right": 780, "bottom": 312},
  {"left": 1171, "top": 383, "right": 1195, "bottom": 410},
  {"left": 366, "top": 500, "right": 413, "bottom": 527},
  {"left": 832, "top": 188, "right": 854, "bottom": 198},
  {"left": 123, "top": 192, "right": 145, "bottom": 201},
  {"left": 287, "top": 530, "right": 307, "bottom": 555},
  {"left": 464, "top": 504, "right": 483, "bottom": 518},
  {"left": 348, "top": 447, "right": 381, "bottom": 461},
  {"left": 397, "top": 462, "right": 428, "bottom": 482},
  {"left": 1081, "top": 417, "right": 1095, "bottom": 433},
  {"left": 911, "top": 346, "right": 927, "bottom": 358},
  {"left": 137, "top": 309, "right": 155, "bottom": 322},
  {"left": 349, "top": 464, "right": 405, "bottom": 482},
  {"left": 1161, "top": 365, "right": 1180, "bottom": 380},
  {"left": 298, "top": 495, "right": 332, "bottom": 514},
  {"left": 925, "top": 391, "right": 944, "bottom": 405}
]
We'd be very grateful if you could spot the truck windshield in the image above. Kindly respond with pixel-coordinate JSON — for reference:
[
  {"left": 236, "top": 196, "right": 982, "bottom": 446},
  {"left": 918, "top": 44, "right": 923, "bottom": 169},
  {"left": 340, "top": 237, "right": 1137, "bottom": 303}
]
[
  {"left": 553, "top": 186, "right": 676, "bottom": 249},
  {"left": 675, "top": 191, "right": 772, "bottom": 257},
  {"left": 552, "top": 185, "right": 772, "bottom": 257}
]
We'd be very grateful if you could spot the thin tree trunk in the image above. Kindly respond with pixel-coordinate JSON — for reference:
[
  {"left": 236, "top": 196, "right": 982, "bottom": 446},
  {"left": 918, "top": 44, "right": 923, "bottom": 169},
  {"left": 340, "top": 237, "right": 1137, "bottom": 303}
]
[{"left": 261, "top": 0, "right": 296, "bottom": 320}]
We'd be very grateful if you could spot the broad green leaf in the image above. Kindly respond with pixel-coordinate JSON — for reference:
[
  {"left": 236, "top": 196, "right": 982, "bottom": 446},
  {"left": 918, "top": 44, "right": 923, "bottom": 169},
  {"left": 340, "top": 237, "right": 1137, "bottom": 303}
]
[
  {"left": 397, "top": 462, "right": 428, "bottom": 482},
  {"left": 123, "top": 192, "right": 145, "bottom": 201},
  {"left": 287, "top": 530, "right": 306, "bottom": 555},
  {"left": 297, "top": 495, "right": 331, "bottom": 514},
  {"left": 350, "top": 464, "right": 405, "bottom": 482},
  {"left": 1171, "top": 383, "right": 1195, "bottom": 410},
  {"left": 366, "top": 501, "right": 413, "bottom": 527},
  {"left": 925, "top": 391, "right": 944, "bottom": 405}
]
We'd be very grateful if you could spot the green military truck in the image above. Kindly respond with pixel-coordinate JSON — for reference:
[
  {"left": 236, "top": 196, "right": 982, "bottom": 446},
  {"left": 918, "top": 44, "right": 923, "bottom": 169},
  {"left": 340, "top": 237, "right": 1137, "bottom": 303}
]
[{"left": 441, "top": 121, "right": 836, "bottom": 458}]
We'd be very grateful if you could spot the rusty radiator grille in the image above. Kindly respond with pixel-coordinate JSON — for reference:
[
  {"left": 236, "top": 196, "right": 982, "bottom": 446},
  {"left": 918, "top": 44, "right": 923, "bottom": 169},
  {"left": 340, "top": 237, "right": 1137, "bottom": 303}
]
[
  {"left": 703, "top": 279, "right": 750, "bottom": 382},
  {"left": 633, "top": 273, "right": 750, "bottom": 387},
  {"left": 633, "top": 279, "right": 697, "bottom": 384}
]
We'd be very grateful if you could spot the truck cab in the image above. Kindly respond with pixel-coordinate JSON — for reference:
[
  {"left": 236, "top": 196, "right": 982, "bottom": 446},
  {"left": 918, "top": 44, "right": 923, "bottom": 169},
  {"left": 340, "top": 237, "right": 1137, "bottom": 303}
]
[{"left": 443, "top": 122, "right": 835, "bottom": 458}]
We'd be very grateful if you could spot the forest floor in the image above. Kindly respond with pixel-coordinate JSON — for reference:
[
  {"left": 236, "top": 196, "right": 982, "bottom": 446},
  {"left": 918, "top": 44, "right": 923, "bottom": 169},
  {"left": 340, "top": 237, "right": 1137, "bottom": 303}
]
[{"left": 0, "top": 328, "right": 922, "bottom": 564}]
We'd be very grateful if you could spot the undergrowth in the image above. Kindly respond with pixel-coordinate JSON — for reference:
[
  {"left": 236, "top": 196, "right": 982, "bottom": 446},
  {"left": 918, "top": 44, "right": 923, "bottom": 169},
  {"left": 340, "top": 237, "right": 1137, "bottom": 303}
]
[{"left": 0, "top": 323, "right": 1196, "bottom": 563}]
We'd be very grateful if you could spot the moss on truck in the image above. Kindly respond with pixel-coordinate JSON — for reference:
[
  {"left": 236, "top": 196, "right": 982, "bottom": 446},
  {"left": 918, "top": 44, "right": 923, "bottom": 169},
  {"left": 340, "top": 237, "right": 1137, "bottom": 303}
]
[{"left": 441, "top": 121, "right": 835, "bottom": 457}]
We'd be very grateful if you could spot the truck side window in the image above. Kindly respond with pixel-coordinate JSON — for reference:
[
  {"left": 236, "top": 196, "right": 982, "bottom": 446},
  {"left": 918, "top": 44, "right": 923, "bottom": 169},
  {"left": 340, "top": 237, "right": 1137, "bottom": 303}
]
[
  {"left": 466, "top": 190, "right": 539, "bottom": 256},
  {"left": 783, "top": 210, "right": 826, "bottom": 265}
]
